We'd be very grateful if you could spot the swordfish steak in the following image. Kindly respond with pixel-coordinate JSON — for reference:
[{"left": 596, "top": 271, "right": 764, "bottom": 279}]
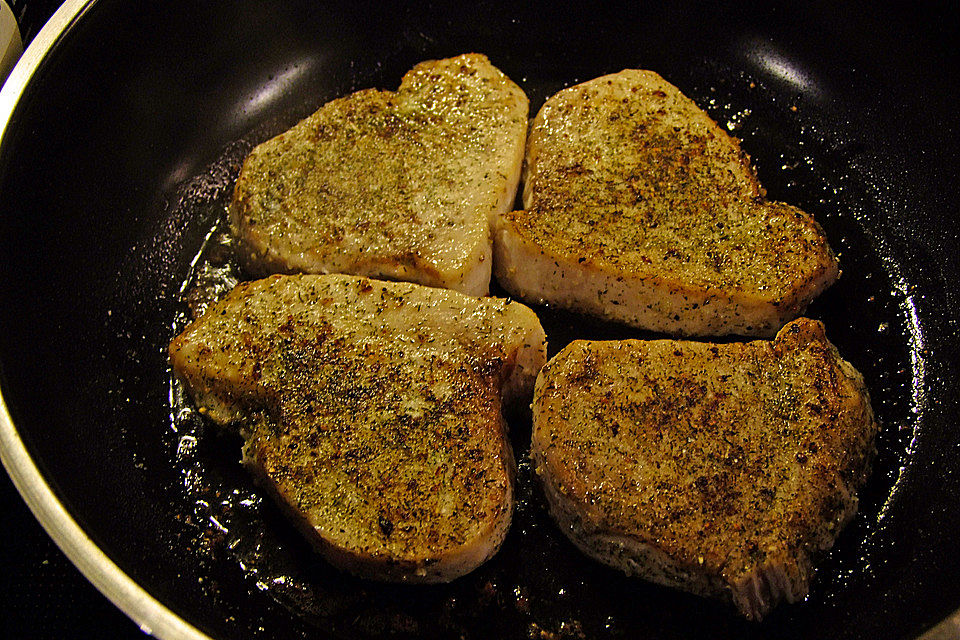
[
  {"left": 531, "top": 318, "right": 877, "bottom": 619},
  {"left": 494, "top": 70, "right": 839, "bottom": 336},
  {"left": 231, "top": 53, "right": 528, "bottom": 296},
  {"left": 169, "top": 274, "right": 546, "bottom": 582}
]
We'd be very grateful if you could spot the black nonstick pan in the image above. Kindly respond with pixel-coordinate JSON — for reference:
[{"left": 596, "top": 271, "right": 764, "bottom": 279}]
[{"left": 2, "top": 1, "right": 959, "bottom": 638}]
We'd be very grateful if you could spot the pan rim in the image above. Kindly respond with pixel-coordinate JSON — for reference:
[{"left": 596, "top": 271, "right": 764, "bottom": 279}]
[
  {"left": 0, "top": 1, "right": 957, "bottom": 639},
  {"left": 0, "top": 396, "right": 211, "bottom": 640},
  {"left": 0, "top": 1, "right": 211, "bottom": 638}
]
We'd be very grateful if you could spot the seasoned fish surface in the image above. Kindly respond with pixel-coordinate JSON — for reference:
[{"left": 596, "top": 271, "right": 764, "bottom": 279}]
[
  {"left": 232, "top": 53, "right": 528, "bottom": 296},
  {"left": 169, "top": 274, "right": 546, "bottom": 582},
  {"left": 531, "top": 319, "right": 877, "bottom": 619},
  {"left": 495, "top": 70, "right": 839, "bottom": 336}
]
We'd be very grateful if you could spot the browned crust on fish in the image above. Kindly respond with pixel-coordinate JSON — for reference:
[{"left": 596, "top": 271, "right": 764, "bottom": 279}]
[
  {"left": 231, "top": 54, "right": 528, "bottom": 296},
  {"left": 169, "top": 274, "right": 546, "bottom": 582},
  {"left": 531, "top": 318, "right": 877, "bottom": 618},
  {"left": 495, "top": 70, "right": 839, "bottom": 336}
]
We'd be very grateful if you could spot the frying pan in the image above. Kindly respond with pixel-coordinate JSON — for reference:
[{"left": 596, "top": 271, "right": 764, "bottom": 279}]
[{"left": 2, "top": 1, "right": 959, "bottom": 638}]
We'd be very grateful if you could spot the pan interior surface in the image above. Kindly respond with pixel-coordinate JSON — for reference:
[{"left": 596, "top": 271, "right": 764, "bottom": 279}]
[{"left": 0, "top": 2, "right": 958, "bottom": 639}]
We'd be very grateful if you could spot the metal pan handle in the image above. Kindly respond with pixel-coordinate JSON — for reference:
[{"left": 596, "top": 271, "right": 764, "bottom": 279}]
[{"left": 0, "top": 1, "right": 23, "bottom": 86}]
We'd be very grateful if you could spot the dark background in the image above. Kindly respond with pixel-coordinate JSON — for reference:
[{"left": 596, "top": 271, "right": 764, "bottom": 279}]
[{"left": 6, "top": 0, "right": 60, "bottom": 44}]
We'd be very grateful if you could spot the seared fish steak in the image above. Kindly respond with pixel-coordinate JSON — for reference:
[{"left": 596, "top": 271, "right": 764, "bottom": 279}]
[
  {"left": 170, "top": 274, "right": 546, "bottom": 582},
  {"left": 232, "top": 53, "right": 528, "bottom": 296},
  {"left": 531, "top": 318, "right": 877, "bottom": 619},
  {"left": 495, "top": 70, "right": 839, "bottom": 336}
]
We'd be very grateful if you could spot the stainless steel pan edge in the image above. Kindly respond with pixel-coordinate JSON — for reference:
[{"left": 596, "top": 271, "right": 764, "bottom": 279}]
[{"left": 0, "top": 1, "right": 208, "bottom": 637}]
